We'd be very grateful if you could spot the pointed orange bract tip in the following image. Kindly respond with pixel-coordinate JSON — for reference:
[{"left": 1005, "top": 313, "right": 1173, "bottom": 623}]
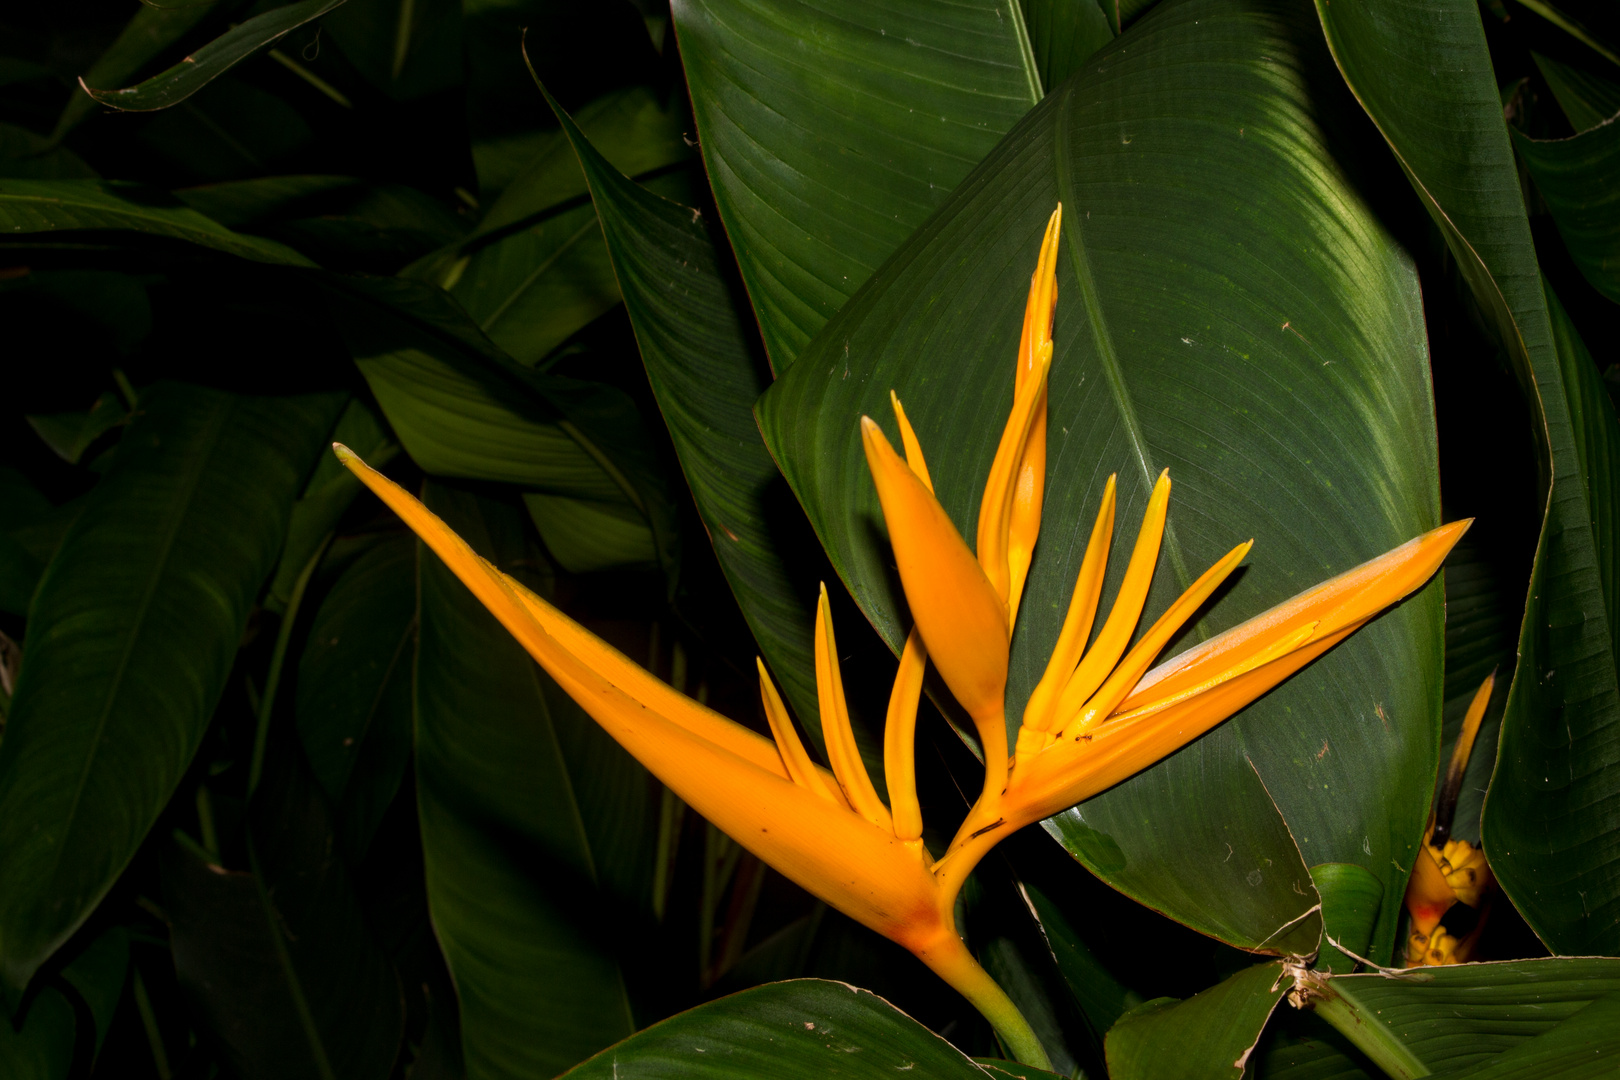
[
  {"left": 1121, "top": 519, "right": 1471, "bottom": 714},
  {"left": 861, "top": 416, "right": 1009, "bottom": 735}
]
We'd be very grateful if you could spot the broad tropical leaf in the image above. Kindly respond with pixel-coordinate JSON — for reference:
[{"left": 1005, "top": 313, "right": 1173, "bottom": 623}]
[
  {"left": 1314, "top": 0, "right": 1620, "bottom": 955},
  {"left": 671, "top": 0, "right": 1043, "bottom": 369},
  {"left": 758, "top": 0, "right": 1440, "bottom": 954},
  {"left": 80, "top": 0, "right": 352, "bottom": 112},
  {"left": 540, "top": 84, "right": 828, "bottom": 736},
  {"left": 1105, "top": 961, "right": 1287, "bottom": 1080},
  {"left": 0, "top": 180, "right": 314, "bottom": 266},
  {"left": 295, "top": 535, "right": 416, "bottom": 859},
  {"left": 0, "top": 384, "right": 342, "bottom": 999},
  {"left": 1512, "top": 120, "right": 1620, "bottom": 303},
  {"left": 558, "top": 979, "right": 995, "bottom": 1079},
  {"left": 330, "top": 280, "right": 681, "bottom": 577},
  {"left": 416, "top": 485, "right": 658, "bottom": 1077}
]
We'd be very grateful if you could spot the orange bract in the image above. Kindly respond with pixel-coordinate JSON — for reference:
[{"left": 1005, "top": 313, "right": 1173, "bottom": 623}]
[{"left": 335, "top": 202, "right": 1467, "bottom": 1062}]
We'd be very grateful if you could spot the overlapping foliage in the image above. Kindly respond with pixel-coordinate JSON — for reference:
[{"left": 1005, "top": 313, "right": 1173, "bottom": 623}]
[{"left": 0, "top": 0, "right": 1616, "bottom": 1077}]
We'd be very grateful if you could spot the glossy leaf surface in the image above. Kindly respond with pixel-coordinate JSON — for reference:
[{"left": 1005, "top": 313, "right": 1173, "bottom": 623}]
[
  {"left": 542, "top": 85, "right": 824, "bottom": 732},
  {"left": 81, "top": 0, "right": 351, "bottom": 112},
  {"left": 1323, "top": 957, "right": 1620, "bottom": 1075},
  {"left": 671, "top": 0, "right": 1042, "bottom": 369},
  {"left": 0, "top": 384, "right": 341, "bottom": 999},
  {"left": 416, "top": 485, "right": 657, "bottom": 1078},
  {"left": 296, "top": 535, "right": 416, "bottom": 859},
  {"left": 1512, "top": 121, "right": 1620, "bottom": 303},
  {"left": 759, "top": 0, "right": 1440, "bottom": 953},
  {"left": 559, "top": 979, "right": 993, "bottom": 1079},
  {"left": 1105, "top": 961, "right": 1286, "bottom": 1080},
  {"left": 410, "top": 88, "right": 694, "bottom": 368},
  {"left": 333, "top": 281, "right": 680, "bottom": 576},
  {"left": 1313, "top": 0, "right": 1620, "bottom": 955},
  {"left": 0, "top": 180, "right": 313, "bottom": 265},
  {"left": 1532, "top": 52, "right": 1620, "bottom": 133},
  {"left": 51, "top": 0, "right": 223, "bottom": 138},
  {"left": 1020, "top": 0, "right": 1113, "bottom": 92}
]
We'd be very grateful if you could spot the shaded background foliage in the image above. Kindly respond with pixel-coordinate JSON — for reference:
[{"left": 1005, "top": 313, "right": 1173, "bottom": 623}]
[{"left": 0, "top": 0, "right": 1615, "bottom": 1078}]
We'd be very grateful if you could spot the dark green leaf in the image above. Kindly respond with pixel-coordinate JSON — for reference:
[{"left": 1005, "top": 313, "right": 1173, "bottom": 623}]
[
  {"left": 1308, "top": 864, "right": 1380, "bottom": 975},
  {"left": 1044, "top": 758, "right": 1321, "bottom": 954},
  {"left": 81, "top": 0, "right": 352, "bottom": 113},
  {"left": 332, "top": 280, "right": 680, "bottom": 577},
  {"left": 759, "top": 0, "right": 1438, "bottom": 953},
  {"left": 164, "top": 740, "right": 404, "bottom": 1080},
  {"left": 417, "top": 484, "right": 659, "bottom": 1077},
  {"left": 410, "top": 87, "right": 694, "bottom": 367},
  {"left": 59, "top": 926, "right": 129, "bottom": 1065},
  {"left": 0, "top": 180, "right": 314, "bottom": 266},
  {"left": 1021, "top": 881, "right": 1139, "bottom": 1039},
  {"left": 26, "top": 392, "right": 127, "bottom": 466},
  {"left": 1105, "top": 962, "right": 1287, "bottom": 1080},
  {"left": 322, "top": 0, "right": 461, "bottom": 102},
  {"left": 1532, "top": 52, "right": 1620, "bottom": 134},
  {"left": 1513, "top": 120, "right": 1620, "bottom": 304},
  {"left": 1315, "top": 0, "right": 1620, "bottom": 956},
  {"left": 1248, "top": 1007, "right": 1372, "bottom": 1080},
  {"left": 296, "top": 535, "right": 415, "bottom": 859},
  {"left": 0, "top": 384, "right": 343, "bottom": 999},
  {"left": 52, "top": 0, "right": 225, "bottom": 138},
  {"left": 1319, "top": 957, "right": 1620, "bottom": 1074},
  {"left": 540, "top": 84, "right": 824, "bottom": 734},
  {"left": 0, "top": 984, "right": 75, "bottom": 1077},
  {"left": 1020, "top": 0, "right": 1113, "bottom": 92},
  {"left": 558, "top": 979, "right": 992, "bottom": 1079},
  {"left": 1437, "top": 534, "right": 1519, "bottom": 844},
  {"left": 671, "top": 0, "right": 1042, "bottom": 369},
  {"left": 1453, "top": 992, "right": 1620, "bottom": 1079}
]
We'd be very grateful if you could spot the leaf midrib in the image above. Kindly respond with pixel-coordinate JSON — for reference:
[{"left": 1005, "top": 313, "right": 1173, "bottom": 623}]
[
  {"left": 1051, "top": 85, "right": 1198, "bottom": 601},
  {"left": 45, "top": 396, "right": 234, "bottom": 904}
]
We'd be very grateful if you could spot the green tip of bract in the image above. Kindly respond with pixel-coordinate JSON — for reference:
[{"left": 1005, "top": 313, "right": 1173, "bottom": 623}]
[{"left": 332, "top": 441, "right": 356, "bottom": 462}]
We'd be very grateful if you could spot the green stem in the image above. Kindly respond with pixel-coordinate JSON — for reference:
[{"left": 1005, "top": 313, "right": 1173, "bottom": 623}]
[
  {"left": 961, "top": 960, "right": 1052, "bottom": 1070},
  {"left": 1309, "top": 974, "right": 1430, "bottom": 1079},
  {"left": 924, "top": 931, "right": 1051, "bottom": 1070},
  {"left": 131, "top": 964, "right": 172, "bottom": 1080},
  {"left": 248, "top": 534, "right": 331, "bottom": 795}
]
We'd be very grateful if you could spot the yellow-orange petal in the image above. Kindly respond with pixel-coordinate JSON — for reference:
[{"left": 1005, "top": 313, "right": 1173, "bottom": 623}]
[
  {"left": 1023, "top": 475, "right": 1116, "bottom": 734},
  {"left": 816, "top": 584, "right": 894, "bottom": 832},
  {"left": 1006, "top": 620, "right": 1362, "bottom": 827},
  {"left": 1006, "top": 205, "right": 1061, "bottom": 622},
  {"left": 860, "top": 418, "right": 1009, "bottom": 740},
  {"left": 333, "top": 446, "right": 939, "bottom": 942},
  {"left": 1052, "top": 470, "right": 1171, "bottom": 723},
  {"left": 1431, "top": 670, "right": 1494, "bottom": 845},
  {"left": 333, "top": 443, "right": 793, "bottom": 779},
  {"left": 976, "top": 351, "right": 1052, "bottom": 612},
  {"left": 890, "top": 391, "right": 934, "bottom": 494},
  {"left": 1062, "top": 539, "right": 1253, "bottom": 737},
  {"left": 884, "top": 628, "right": 928, "bottom": 841},
  {"left": 1119, "top": 520, "right": 1471, "bottom": 714},
  {"left": 758, "top": 658, "right": 843, "bottom": 807},
  {"left": 1405, "top": 844, "right": 1455, "bottom": 937}
]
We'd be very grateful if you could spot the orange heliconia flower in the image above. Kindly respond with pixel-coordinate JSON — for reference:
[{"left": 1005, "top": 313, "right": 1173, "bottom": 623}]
[{"left": 335, "top": 205, "right": 1467, "bottom": 1066}]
